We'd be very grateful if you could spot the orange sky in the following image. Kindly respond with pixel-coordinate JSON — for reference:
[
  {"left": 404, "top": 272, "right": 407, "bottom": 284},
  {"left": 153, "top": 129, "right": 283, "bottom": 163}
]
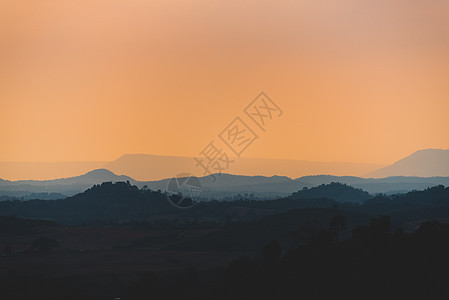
[{"left": 1, "top": 0, "right": 449, "bottom": 165}]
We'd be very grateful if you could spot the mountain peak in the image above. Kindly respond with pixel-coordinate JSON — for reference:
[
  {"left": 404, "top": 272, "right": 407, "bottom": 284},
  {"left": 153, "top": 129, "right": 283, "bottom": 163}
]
[
  {"left": 77, "top": 168, "right": 135, "bottom": 183},
  {"left": 365, "top": 148, "right": 449, "bottom": 178},
  {"left": 83, "top": 168, "right": 116, "bottom": 177}
]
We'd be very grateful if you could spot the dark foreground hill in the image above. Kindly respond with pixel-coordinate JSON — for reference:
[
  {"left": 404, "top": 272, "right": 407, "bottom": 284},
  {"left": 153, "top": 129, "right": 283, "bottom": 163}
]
[
  {"left": 175, "top": 185, "right": 449, "bottom": 252},
  {"left": 3, "top": 215, "right": 449, "bottom": 299},
  {"left": 176, "top": 207, "right": 371, "bottom": 251},
  {"left": 1, "top": 181, "right": 448, "bottom": 227},
  {"left": 0, "top": 181, "right": 177, "bottom": 225},
  {"left": 349, "top": 185, "right": 449, "bottom": 225},
  {"left": 0, "top": 215, "right": 58, "bottom": 234},
  {"left": 1, "top": 184, "right": 449, "bottom": 299}
]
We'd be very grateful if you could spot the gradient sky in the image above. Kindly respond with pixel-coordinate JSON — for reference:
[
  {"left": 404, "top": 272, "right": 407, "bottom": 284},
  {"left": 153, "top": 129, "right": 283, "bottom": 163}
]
[{"left": 1, "top": 0, "right": 449, "bottom": 165}]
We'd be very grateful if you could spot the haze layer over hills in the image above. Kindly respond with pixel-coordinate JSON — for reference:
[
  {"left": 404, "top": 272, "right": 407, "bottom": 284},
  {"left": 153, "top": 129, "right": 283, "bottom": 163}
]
[
  {"left": 1, "top": 148, "right": 448, "bottom": 181},
  {"left": 1, "top": 169, "right": 449, "bottom": 201}
]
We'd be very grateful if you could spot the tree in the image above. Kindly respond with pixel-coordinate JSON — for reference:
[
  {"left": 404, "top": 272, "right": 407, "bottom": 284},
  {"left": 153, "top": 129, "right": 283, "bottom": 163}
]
[
  {"left": 262, "top": 240, "right": 281, "bottom": 266},
  {"left": 293, "top": 221, "right": 319, "bottom": 246},
  {"left": 329, "top": 214, "right": 347, "bottom": 242},
  {"left": 369, "top": 215, "right": 391, "bottom": 240},
  {"left": 225, "top": 256, "right": 256, "bottom": 283},
  {"left": 309, "top": 230, "right": 334, "bottom": 247},
  {"left": 32, "top": 237, "right": 59, "bottom": 254}
]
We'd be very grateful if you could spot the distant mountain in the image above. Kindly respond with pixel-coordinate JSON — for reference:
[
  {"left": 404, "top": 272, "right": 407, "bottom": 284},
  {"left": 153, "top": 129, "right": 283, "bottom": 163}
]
[
  {"left": 105, "top": 154, "right": 385, "bottom": 181},
  {"left": 0, "top": 161, "right": 107, "bottom": 181},
  {"left": 1, "top": 154, "right": 384, "bottom": 181},
  {"left": 60, "top": 168, "right": 136, "bottom": 184},
  {"left": 3, "top": 149, "right": 447, "bottom": 182},
  {"left": 22, "top": 192, "right": 66, "bottom": 200},
  {"left": 0, "top": 169, "right": 137, "bottom": 197},
  {"left": 365, "top": 149, "right": 449, "bottom": 178},
  {"left": 14, "top": 168, "right": 135, "bottom": 185}
]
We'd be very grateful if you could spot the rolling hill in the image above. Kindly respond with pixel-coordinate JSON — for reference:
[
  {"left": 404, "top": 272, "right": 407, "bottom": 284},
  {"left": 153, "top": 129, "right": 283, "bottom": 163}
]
[{"left": 1, "top": 169, "right": 449, "bottom": 199}]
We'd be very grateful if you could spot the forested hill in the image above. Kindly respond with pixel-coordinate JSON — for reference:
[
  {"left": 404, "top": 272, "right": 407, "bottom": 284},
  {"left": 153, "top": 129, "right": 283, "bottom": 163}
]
[
  {"left": 290, "top": 182, "right": 372, "bottom": 203},
  {"left": 0, "top": 182, "right": 448, "bottom": 227},
  {"left": 0, "top": 182, "right": 177, "bottom": 225}
]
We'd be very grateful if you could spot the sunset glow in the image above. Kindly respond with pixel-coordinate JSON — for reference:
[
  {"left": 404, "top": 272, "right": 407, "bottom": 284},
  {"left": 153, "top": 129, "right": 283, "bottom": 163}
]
[{"left": 1, "top": 0, "right": 448, "bottom": 171}]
